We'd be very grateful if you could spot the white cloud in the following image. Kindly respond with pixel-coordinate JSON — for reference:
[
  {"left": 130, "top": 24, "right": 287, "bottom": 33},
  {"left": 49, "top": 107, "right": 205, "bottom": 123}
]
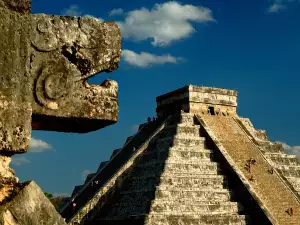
[
  {"left": 11, "top": 156, "right": 31, "bottom": 166},
  {"left": 81, "top": 169, "right": 93, "bottom": 180},
  {"left": 29, "top": 137, "right": 54, "bottom": 153},
  {"left": 117, "top": 1, "right": 215, "bottom": 47},
  {"left": 61, "top": 4, "right": 82, "bottom": 16},
  {"left": 61, "top": 5, "right": 103, "bottom": 22},
  {"left": 281, "top": 142, "right": 300, "bottom": 157},
  {"left": 267, "top": 0, "right": 300, "bottom": 13},
  {"left": 267, "top": 3, "right": 286, "bottom": 13},
  {"left": 122, "top": 49, "right": 184, "bottom": 68},
  {"left": 109, "top": 8, "right": 124, "bottom": 16}
]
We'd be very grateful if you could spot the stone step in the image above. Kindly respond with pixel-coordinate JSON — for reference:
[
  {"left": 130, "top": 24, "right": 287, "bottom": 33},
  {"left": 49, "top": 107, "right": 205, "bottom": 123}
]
[
  {"left": 168, "top": 112, "right": 195, "bottom": 125},
  {"left": 163, "top": 124, "right": 201, "bottom": 136},
  {"left": 264, "top": 152, "right": 298, "bottom": 159},
  {"left": 129, "top": 169, "right": 225, "bottom": 179},
  {"left": 168, "top": 145, "right": 213, "bottom": 153},
  {"left": 98, "top": 214, "right": 250, "bottom": 225},
  {"left": 138, "top": 150, "right": 213, "bottom": 162},
  {"left": 156, "top": 136, "right": 206, "bottom": 148},
  {"left": 260, "top": 142, "right": 285, "bottom": 153},
  {"left": 126, "top": 174, "right": 227, "bottom": 190},
  {"left": 109, "top": 201, "right": 242, "bottom": 216},
  {"left": 145, "top": 145, "right": 212, "bottom": 153},
  {"left": 134, "top": 161, "right": 220, "bottom": 175},
  {"left": 286, "top": 177, "right": 300, "bottom": 191},
  {"left": 278, "top": 169, "right": 300, "bottom": 178},
  {"left": 119, "top": 188, "right": 233, "bottom": 202},
  {"left": 157, "top": 135, "right": 206, "bottom": 142},
  {"left": 129, "top": 173, "right": 226, "bottom": 180},
  {"left": 168, "top": 149, "right": 213, "bottom": 161},
  {"left": 273, "top": 164, "right": 300, "bottom": 171},
  {"left": 146, "top": 214, "right": 250, "bottom": 225},
  {"left": 265, "top": 153, "right": 299, "bottom": 166}
]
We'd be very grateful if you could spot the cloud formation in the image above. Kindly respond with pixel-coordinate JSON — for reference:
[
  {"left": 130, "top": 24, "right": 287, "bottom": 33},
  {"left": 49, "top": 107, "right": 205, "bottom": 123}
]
[
  {"left": 281, "top": 142, "right": 300, "bottom": 157},
  {"left": 122, "top": 49, "right": 184, "bottom": 68},
  {"left": 29, "top": 137, "right": 54, "bottom": 153},
  {"left": 61, "top": 5, "right": 104, "bottom": 21},
  {"left": 11, "top": 156, "right": 31, "bottom": 166},
  {"left": 267, "top": 0, "right": 300, "bottom": 13},
  {"left": 61, "top": 4, "right": 82, "bottom": 16},
  {"left": 109, "top": 8, "right": 124, "bottom": 16},
  {"left": 117, "top": 1, "right": 215, "bottom": 47},
  {"left": 267, "top": 3, "right": 286, "bottom": 13}
]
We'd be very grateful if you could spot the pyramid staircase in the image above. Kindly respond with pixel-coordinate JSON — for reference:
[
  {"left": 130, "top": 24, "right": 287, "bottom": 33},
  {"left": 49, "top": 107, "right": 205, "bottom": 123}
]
[{"left": 89, "top": 112, "right": 252, "bottom": 225}]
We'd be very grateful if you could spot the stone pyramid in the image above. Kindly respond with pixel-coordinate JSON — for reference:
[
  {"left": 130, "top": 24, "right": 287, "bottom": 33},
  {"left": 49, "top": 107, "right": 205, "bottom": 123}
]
[{"left": 60, "top": 85, "right": 300, "bottom": 225}]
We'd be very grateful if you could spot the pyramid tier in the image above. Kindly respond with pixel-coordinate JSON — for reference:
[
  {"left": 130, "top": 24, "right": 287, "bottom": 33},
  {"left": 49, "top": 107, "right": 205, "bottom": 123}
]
[
  {"left": 140, "top": 148, "right": 214, "bottom": 162},
  {"left": 119, "top": 188, "right": 233, "bottom": 202},
  {"left": 98, "top": 214, "right": 250, "bottom": 225},
  {"left": 108, "top": 200, "right": 243, "bottom": 217},
  {"left": 132, "top": 161, "right": 221, "bottom": 175},
  {"left": 265, "top": 153, "right": 299, "bottom": 166},
  {"left": 278, "top": 167, "right": 300, "bottom": 177},
  {"left": 163, "top": 124, "right": 201, "bottom": 136},
  {"left": 155, "top": 136, "right": 206, "bottom": 147},
  {"left": 126, "top": 174, "right": 228, "bottom": 190}
]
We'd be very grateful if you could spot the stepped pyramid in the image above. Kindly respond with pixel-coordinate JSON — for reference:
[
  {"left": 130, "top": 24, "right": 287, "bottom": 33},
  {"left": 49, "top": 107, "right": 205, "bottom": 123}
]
[{"left": 60, "top": 85, "right": 300, "bottom": 225}]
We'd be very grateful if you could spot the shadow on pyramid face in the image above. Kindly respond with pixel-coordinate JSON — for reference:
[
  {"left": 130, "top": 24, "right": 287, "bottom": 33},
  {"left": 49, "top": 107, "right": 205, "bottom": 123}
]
[{"left": 77, "top": 112, "right": 249, "bottom": 224}]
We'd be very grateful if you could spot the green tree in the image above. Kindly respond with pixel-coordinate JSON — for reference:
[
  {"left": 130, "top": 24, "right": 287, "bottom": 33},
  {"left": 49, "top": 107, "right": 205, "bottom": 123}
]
[{"left": 44, "top": 192, "right": 53, "bottom": 199}]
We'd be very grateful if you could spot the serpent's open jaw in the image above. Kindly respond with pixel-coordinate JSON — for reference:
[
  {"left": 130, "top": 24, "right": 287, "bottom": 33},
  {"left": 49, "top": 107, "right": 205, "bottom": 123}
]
[{"left": 30, "top": 16, "right": 121, "bottom": 133}]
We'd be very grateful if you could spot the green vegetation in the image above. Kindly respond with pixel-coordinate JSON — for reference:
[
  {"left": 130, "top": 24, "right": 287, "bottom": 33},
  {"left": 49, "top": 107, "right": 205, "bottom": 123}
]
[
  {"left": 43, "top": 192, "right": 68, "bottom": 210},
  {"left": 44, "top": 192, "right": 53, "bottom": 199}
]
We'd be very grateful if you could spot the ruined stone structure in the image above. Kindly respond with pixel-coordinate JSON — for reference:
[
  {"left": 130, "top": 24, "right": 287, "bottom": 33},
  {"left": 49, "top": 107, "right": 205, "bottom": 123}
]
[
  {"left": 0, "top": 0, "right": 121, "bottom": 224},
  {"left": 61, "top": 85, "right": 300, "bottom": 225}
]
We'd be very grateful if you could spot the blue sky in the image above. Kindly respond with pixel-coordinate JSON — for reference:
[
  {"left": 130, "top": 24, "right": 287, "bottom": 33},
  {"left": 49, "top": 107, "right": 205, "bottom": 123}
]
[{"left": 11, "top": 0, "right": 300, "bottom": 196}]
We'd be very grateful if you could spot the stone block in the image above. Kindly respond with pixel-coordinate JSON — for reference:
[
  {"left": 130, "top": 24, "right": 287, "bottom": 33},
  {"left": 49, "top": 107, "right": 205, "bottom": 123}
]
[{"left": 0, "top": 181, "right": 67, "bottom": 225}]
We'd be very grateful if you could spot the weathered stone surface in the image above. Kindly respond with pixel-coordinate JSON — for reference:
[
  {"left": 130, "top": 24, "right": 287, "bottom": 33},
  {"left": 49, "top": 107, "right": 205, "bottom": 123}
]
[
  {"left": 0, "top": 8, "right": 121, "bottom": 153},
  {"left": 0, "top": 0, "right": 122, "bottom": 221},
  {"left": 198, "top": 115, "right": 300, "bottom": 225},
  {"left": 0, "top": 156, "right": 18, "bottom": 203},
  {"left": 238, "top": 117, "right": 300, "bottom": 194},
  {"left": 156, "top": 85, "right": 237, "bottom": 118},
  {"left": 0, "top": 0, "right": 31, "bottom": 13},
  {"left": 0, "top": 181, "right": 67, "bottom": 225}
]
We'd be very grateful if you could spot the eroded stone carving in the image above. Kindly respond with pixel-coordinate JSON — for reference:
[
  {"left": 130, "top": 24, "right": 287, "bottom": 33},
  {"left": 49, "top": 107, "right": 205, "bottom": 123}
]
[{"left": 0, "top": 0, "right": 121, "bottom": 223}]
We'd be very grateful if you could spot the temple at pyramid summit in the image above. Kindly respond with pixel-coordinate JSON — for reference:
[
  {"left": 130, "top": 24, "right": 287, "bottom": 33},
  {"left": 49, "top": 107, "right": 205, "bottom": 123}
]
[{"left": 60, "top": 85, "right": 300, "bottom": 225}]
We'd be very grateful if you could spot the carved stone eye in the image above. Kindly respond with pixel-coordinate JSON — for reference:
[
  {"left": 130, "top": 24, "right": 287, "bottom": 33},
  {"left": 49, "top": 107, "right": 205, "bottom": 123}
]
[
  {"left": 35, "top": 59, "right": 78, "bottom": 110},
  {"left": 44, "top": 72, "right": 69, "bottom": 100},
  {"left": 37, "top": 19, "right": 52, "bottom": 33},
  {"left": 31, "top": 16, "right": 58, "bottom": 52}
]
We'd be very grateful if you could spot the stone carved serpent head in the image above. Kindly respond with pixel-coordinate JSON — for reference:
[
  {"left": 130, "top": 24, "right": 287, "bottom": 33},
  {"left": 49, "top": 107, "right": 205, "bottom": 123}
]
[
  {"left": 0, "top": 2, "right": 121, "bottom": 153},
  {"left": 30, "top": 15, "right": 122, "bottom": 133}
]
